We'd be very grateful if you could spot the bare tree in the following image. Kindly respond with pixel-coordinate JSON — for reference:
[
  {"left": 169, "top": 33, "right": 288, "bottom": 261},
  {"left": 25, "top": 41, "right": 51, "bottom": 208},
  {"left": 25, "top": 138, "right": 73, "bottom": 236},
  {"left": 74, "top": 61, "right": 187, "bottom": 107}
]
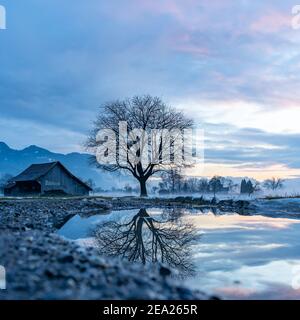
[
  {"left": 209, "top": 176, "right": 224, "bottom": 197},
  {"left": 94, "top": 208, "right": 198, "bottom": 277},
  {"left": 224, "top": 178, "right": 238, "bottom": 193},
  {"left": 124, "top": 184, "right": 133, "bottom": 194},
  {"left": 248, "top": 180, "right": 261, "bottom": 196},
  {"left": 86, "top": 95, "right": 193, "bottom": 197},
  {"left": 197, "top": 178, "right": 209, "bottom": 193},
  {"left": 263, "top": 177, "right": 285, "bottom": 191},
  {"left": 160, "top": 168, "right": 183, "bottom": 194}
]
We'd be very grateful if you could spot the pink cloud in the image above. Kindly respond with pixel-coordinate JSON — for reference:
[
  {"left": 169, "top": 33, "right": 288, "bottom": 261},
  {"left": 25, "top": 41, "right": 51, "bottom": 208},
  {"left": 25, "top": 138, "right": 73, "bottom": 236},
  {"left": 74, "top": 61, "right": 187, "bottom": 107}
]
[
  {"left": 105, "top": 0, "right": 201, "bottom": 28},
  {"left": 137, "top": 0, "right": 234, "bottom": 30},
  {"left": 169, "top": 32, "right": 210, "bottom": 56},
  {"left": 250, "top": 10, "right": 291, "bottom": 33}
]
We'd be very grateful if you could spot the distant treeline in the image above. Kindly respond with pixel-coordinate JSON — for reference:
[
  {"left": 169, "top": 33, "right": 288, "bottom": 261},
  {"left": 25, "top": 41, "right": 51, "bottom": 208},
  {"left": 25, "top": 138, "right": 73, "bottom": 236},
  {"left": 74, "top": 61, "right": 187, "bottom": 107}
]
[
  {"left": 156, "top": 170, "right": 235, "bottom": 196},
  {"left": 155, "top": 171, "right": 285, "bottom": 196},
  {"left": 0, "top": 171, "right": 284, "bottom": 197},
  {"left": 86, "top": 174, "right": 285, "bottom": 196}
]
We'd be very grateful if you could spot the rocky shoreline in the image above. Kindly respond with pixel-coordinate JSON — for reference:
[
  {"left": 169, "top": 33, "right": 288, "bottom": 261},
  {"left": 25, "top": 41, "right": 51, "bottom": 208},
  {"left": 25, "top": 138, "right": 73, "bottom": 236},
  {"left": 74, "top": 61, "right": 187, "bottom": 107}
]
[
  {"left": 0, "top": 197, "right": 250, "bottom": 300},
  {"left": 0, "top": 230, "right": 210, "bottom": 300},
  {"left": 0, "top": 197, "right": 254, "bottom": 232},
  {"left": 0, "top": 198, "right": 112, "bottom": 232}
]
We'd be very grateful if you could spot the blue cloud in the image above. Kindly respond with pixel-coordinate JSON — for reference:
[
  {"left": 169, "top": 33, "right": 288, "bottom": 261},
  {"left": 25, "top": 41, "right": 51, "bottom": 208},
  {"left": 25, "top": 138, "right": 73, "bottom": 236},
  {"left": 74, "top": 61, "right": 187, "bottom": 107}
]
[{"left": 0, "top": 0, "right": 300, "bottom": 175}]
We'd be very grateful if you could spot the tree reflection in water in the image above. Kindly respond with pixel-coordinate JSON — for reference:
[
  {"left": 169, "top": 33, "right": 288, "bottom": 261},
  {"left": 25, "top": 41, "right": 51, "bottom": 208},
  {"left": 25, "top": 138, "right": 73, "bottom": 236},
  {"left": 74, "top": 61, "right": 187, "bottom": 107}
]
[{"left": 94, "top": 208, "right": 199, "bottom": 277}]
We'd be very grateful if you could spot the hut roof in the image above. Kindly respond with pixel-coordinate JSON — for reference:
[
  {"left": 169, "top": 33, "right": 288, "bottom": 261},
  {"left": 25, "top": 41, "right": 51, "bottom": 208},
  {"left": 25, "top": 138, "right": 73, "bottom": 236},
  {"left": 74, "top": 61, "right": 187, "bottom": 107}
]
[{"left": 7, "top": 161, "right": 92, "bottom": 190}]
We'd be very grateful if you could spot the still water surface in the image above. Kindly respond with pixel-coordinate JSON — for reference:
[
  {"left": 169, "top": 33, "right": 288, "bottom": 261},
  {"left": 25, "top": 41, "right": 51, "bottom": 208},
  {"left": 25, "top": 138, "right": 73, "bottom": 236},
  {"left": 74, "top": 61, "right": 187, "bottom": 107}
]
[{"left": 58, "top": 200, "right": 300, "bottom": 299}]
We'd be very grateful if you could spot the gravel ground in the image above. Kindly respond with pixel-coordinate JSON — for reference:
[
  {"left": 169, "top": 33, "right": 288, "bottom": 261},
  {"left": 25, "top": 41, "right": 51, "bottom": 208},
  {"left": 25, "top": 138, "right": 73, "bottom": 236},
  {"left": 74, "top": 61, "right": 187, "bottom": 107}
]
[
  {"left": 0, "top": 198, "right": 112, "bottom": 232},
  {"left": 0, "top": 230, "right": 208, "bottom": 300},
  {"left": 0, "top": 198, "right": 215, "bottom": 300}
]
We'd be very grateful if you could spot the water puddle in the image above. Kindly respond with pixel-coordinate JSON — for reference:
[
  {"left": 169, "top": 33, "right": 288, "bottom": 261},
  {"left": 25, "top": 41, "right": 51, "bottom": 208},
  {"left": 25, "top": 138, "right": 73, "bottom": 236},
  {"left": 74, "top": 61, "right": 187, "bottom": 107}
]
[{"left": 58, "top": 202, "right": 300, "bottom": 299}]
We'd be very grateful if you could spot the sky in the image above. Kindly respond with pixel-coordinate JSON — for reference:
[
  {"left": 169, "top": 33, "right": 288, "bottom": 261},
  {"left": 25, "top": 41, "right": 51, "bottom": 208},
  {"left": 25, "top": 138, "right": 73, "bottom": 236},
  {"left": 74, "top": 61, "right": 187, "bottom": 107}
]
[{"left": 1, "top": 0, "right": 300, "bottom": 180}]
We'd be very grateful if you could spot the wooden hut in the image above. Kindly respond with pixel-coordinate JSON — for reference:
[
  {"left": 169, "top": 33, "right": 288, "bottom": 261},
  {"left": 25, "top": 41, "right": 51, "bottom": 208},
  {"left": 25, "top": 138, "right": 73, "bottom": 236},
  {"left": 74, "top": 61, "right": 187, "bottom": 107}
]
[{"left": 4, "top": 161, "right": 92, "bottom": 196}]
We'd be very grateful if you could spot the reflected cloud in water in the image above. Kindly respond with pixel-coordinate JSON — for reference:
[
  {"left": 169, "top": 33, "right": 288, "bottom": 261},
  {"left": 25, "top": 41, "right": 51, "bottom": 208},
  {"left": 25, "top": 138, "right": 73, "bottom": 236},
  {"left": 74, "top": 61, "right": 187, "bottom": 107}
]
[
  {"left": 58, "top": 203, "right": 300, "bottom": 299},
  {"left": 183, "top": 213, "right": 300, "bottom": 299}
]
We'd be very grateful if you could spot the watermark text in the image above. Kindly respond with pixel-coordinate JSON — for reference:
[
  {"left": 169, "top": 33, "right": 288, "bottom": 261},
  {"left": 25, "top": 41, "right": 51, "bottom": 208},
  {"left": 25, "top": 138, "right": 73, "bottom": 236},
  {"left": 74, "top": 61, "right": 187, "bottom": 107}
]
[
  {"left": 292, "top": 5, "right": 300, "bottom": 29},
  {"left": 0, "top": 265, "right": 6, "bottom": 290},
  {"left": 95, "top": 122, "right": 204, "bottom": 168},
  {"left": 0, "top": 4, "right": 6, "bottom": 30}
]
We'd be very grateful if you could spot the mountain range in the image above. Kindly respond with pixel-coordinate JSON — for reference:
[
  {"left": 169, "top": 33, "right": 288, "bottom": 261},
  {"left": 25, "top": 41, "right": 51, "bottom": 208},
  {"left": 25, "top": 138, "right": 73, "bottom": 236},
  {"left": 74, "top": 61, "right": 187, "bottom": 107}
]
[
  {"left": 0, "top": 142, "right": 132, "bottom": 189},
  {"left": 1, "top": 142, "right": 299, "bottom": 196}
]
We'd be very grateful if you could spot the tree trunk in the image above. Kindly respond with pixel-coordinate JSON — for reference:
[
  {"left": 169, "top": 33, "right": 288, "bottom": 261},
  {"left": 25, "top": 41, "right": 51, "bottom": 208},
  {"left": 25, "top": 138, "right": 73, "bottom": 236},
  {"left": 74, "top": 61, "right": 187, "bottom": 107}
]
[{"left": 139, "top": 179, "right": 148, "bottom": 197}]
